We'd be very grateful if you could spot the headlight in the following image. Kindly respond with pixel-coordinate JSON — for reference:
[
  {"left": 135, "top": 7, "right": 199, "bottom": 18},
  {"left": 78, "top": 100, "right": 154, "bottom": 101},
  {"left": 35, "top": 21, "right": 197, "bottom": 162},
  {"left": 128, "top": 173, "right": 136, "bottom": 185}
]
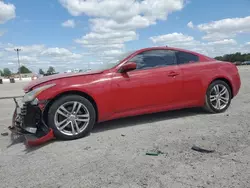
[{"left": 22, "top": 83, "right": 56, "bottom": 103}]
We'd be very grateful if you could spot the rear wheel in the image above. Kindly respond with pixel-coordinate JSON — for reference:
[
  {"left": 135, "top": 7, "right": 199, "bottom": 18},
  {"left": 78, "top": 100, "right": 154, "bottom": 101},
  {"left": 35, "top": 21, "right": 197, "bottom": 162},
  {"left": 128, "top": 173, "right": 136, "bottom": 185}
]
[
  {"left": 48, "top": 95, "right": 96, "bottom": 140},
  {"left": 204, "top": 80, "right": 232, "bottom": 113}
]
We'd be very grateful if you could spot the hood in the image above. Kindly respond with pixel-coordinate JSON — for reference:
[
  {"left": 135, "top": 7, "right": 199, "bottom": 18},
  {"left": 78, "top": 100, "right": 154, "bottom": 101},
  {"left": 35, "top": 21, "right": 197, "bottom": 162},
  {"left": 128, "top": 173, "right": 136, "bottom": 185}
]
[{"left": 23, "top": 70, "right": 103, "bottom": 92}]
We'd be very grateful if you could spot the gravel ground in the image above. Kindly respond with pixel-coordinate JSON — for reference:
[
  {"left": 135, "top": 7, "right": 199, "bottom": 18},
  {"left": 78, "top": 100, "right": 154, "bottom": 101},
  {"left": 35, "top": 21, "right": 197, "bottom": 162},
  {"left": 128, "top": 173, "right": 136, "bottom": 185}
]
[
  {"left": 0, "top": 66, "right": 250, "bottom": 188},
  {"left": 0, "top": 81, "right": 26, "bottom": 98}
]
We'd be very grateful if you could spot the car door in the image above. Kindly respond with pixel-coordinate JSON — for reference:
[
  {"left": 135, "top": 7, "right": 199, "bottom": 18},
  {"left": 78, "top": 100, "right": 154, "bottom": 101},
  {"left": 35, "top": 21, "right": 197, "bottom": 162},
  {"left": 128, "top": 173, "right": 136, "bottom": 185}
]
[
  {"left": 175, "top": 50, "right": 204, "bottom": 105},
  {"left": 111, "top": 49, "right": 183, "bottom": 114}
]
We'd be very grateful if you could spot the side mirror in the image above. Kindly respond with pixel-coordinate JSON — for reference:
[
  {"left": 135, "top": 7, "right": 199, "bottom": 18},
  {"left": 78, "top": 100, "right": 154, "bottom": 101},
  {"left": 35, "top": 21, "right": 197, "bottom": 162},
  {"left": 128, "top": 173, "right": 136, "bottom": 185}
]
[{"left": 119, "top": 62, "right": 137, "bottom": 73}]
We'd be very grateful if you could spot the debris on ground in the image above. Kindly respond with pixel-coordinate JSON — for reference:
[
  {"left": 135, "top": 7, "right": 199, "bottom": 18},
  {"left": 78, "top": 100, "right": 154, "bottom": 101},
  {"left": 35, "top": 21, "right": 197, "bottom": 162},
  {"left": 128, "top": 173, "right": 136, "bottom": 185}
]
[
  {"left": 191, "top": 145, "right": 215, "bottom": 153},
  {"left": 146, "top": 151, "right": 159, "bottom": 156},
  {"left": 146, "top": 150, "right": 164, "bottom": 156},
  {"left": 121, "top": 134, "right": 125, "bottom": 137},
  {"left": 1, "top": 132, "right": 9, "bottom": 136},
  {"left": 84, "top": 146, "right": 91, "bottom": 150}
]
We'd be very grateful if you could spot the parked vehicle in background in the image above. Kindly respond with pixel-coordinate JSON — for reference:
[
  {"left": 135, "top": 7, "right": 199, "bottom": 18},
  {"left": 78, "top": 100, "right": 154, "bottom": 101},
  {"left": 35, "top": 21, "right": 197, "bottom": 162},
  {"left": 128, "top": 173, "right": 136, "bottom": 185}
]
[
  {"left": 10, "top": 46, "right": 241, "bottom": 143},
  {"left": 233, "top": 61, "right": 242, "bottom": 66},
  {"left": 242, "top": 61, "right": 250, "bottom": 65}
]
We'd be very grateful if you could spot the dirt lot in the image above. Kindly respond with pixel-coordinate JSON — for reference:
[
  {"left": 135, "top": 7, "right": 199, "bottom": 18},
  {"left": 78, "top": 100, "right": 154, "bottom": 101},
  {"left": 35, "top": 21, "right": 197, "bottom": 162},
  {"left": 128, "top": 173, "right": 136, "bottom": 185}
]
[{"left": 0, "top": 66, "right": 250, "bottom": 188}]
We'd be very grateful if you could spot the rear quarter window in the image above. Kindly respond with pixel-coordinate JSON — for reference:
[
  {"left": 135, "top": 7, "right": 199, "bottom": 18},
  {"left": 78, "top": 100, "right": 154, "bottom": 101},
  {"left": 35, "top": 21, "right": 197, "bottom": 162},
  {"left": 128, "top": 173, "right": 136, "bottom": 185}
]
[{"left": 176, "top": 51, "right": 199, "bottom": 65}]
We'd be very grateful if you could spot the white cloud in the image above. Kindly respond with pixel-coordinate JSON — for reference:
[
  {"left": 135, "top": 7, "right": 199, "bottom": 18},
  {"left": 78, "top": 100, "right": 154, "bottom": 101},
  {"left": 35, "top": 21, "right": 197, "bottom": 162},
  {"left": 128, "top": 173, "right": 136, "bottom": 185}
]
[
  {"left": 76, "top": 31, "right": 137, "bottom": 45},
  {"left": 19, "top": 56, "right": 39, "bottom": 63},
  {"left": 149, "top": 32, "right": 250, "bottom": 57},
  {"left": 0, "top": 1, "right": 16, "bottom": 24},
  {"left": 89, "top": 61, "right": 103, "bottom": 65},
  {"left": 0, "top": 44, "right": 86, "bottom": 72},
  {"left": 150, "top": 32, "right": 193, "bottom": 43},
  {"left": 60, "top": 0, "right": 186, "bottom": 59},
  {"left": 197, "top": 16, "right": 250, "bottom": 41},
  {"left": 41, "top": 47, "right": 72, "bottom": 56},
  {"left": 150, "top": 33, "right": 198, "bottom": 47},
  {"left": 60, "top": 0, "right": 186, "bottom": 27},
  {"left": 62, "top": 19, "right": 75, "bottom": 28},
  {"left": 246, "top": 42, "right": 250, "bottom": 45},
  {"left": 80, "top": 43, "right": 125, "bottom": 51},
  {"left": 187, "top": 21, "right": 194, "bottom": 29},
  {"left": 75, "top": 31, "right": 137, "bottom": 55},
  {"left": 59, "top": 0, "right": 140, "bottom": 21},
  {"left": 207, "top": 39, "right": 237, "bottom": 45},
  {"left": 198, "top": 16, "right": 250, "bottom": 33},
  {"left": 149, "top": 17, "right": 250, "bottom": 56},
  {"left": 90, "top": 16, "right": 154, "bottom": 32},
  {"left": 201, "top": 32, "right": 233, "bottom": 41},
  {"left": 40, "top": 47, "right": 83, "bottom": 63},
  {"left": 102, "top": 50, "right": 124, "bottom": 56},
  {"left": 139, "top": 0, "right": 185, "bottom": 21}
]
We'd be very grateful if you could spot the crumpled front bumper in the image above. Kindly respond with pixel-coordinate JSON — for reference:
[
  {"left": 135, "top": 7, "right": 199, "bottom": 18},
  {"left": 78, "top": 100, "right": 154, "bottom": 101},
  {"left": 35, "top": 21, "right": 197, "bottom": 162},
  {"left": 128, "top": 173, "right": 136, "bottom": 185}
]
[{"left": 9, "top": 97, "right": 55, "bottom": 146}]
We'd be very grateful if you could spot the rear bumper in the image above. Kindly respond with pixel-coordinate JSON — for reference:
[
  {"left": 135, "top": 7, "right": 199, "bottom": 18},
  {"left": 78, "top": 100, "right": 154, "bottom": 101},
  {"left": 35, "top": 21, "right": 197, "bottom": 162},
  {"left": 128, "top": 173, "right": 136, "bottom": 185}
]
[
  {"left": 9, "top": 97, "right": 55, "bottom": 146},
  {"left": 232, "top": 70, "right": 241, "bottom": 97}
]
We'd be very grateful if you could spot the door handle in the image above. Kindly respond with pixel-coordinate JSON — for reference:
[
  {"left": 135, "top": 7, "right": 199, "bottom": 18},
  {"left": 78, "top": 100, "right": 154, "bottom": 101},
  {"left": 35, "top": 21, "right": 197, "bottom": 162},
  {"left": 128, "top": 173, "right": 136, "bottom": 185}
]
[{"left": 168, "top": 72, "right": 179, "bottom": 77}]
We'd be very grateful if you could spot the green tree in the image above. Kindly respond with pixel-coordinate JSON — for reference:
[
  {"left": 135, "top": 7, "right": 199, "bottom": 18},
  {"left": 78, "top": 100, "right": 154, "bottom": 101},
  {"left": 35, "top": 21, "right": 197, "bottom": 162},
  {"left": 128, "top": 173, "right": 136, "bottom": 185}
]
[
  {"left": 3, "top": 68, "right": 12, "bottom": 77},
  {"left": 0, "top": 69, "right": 3, "bottom": 77},
  {"left": 46, "top": 66, "right": 55, "bottom": 75},
  {"left": 19, "top": 65, "right": 32, "bottom": 74},
  {"left": 215, "top": 52, "right": 250, "bottom": 62},
  {"left": 39, "top": 68, "right": 45, "bottom": 75}
]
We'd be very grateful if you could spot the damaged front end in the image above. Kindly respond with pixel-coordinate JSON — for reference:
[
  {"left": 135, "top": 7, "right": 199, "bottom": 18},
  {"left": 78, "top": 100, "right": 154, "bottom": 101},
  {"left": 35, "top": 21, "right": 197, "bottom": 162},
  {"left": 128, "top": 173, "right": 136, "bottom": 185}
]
[{"left": 9, "top": 89, "right": 55, "bottom": 146}]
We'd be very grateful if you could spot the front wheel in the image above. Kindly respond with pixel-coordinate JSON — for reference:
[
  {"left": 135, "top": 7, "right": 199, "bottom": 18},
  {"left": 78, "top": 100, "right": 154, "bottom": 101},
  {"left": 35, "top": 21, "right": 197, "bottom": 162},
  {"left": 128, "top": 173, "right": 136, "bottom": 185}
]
[
  {"left": 204, "top": 80, "right": 232, "bottom": 113},
  {"left": 47, "top": 95, "right": 96, "bottom": 140}
]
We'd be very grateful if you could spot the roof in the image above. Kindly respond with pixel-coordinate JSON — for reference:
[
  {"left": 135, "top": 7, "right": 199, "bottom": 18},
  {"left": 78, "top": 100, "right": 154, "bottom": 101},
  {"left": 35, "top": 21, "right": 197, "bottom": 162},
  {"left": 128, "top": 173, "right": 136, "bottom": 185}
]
[
  {"left": 139, "top": 46, "right": 200, "bottom": 55},
  {"left": 132, "top": 46, "right": 214, "bottom": 61}
]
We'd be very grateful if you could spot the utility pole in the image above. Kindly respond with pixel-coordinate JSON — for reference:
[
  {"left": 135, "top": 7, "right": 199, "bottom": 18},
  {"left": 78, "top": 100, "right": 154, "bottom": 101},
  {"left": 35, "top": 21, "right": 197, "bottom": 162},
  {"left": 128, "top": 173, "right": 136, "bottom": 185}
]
[{"left": 14, "top": 48, "right": 22, "bottom": 80}]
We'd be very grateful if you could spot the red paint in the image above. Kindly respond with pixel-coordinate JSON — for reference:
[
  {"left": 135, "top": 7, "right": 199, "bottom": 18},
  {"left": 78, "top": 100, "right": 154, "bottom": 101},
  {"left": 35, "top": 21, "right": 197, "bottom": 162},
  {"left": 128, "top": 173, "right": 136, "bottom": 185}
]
[
  {"left": 23, "top": 47, "right": 241, "bottom": 123},
  {"left": 25, "top": 128, "right": 55, "bottom": 146}
]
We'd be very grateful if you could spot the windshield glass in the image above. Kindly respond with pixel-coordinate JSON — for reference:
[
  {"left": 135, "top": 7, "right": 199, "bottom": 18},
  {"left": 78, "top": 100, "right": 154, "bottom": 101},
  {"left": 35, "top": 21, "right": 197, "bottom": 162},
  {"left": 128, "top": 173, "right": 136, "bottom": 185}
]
[{"left": 90, "top": 51, "right": 135, "bottom": 72}]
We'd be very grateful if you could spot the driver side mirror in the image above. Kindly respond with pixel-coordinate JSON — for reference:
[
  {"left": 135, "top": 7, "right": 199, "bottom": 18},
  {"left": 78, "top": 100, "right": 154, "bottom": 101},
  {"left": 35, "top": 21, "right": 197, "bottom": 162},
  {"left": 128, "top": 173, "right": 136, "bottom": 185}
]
[{"left": 118, "top": 62, "right": 137, "bottom": 73}]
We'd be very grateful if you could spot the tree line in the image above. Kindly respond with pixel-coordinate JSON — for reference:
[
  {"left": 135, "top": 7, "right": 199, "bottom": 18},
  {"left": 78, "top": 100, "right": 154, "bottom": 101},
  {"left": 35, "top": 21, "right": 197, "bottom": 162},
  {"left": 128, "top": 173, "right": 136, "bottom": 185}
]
[
  {"left": 0, "top": 66, "right": 56, "bottom": 77},
  {"left": 215, "top": 52, "right": 250, "bottom": 62}
]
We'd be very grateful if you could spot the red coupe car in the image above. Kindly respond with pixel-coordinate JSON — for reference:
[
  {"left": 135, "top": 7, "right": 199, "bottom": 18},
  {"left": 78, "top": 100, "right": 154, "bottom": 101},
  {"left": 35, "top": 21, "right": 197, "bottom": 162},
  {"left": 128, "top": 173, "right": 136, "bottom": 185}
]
[{"left": 10, "top": 46, "right": 241, "bottom": 145}]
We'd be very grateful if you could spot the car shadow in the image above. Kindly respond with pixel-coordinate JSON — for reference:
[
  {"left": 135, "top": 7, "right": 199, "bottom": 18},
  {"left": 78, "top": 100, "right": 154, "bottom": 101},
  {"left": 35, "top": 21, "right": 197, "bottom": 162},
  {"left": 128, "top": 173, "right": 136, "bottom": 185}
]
[
  {"left": 6, "top": 133, "right": 26, "bottom": 148},
  {"left": 6, "top": 132, "right": 56, "bottom": 153},
  {"left": 92, "top": 107, "right": 208, "bottom": 133},
  {"left": 5, "top": 107, "right": 208, "bottom": 151},
  {"left": 23, "top": 140, "right": 57, "bottom": 154}
]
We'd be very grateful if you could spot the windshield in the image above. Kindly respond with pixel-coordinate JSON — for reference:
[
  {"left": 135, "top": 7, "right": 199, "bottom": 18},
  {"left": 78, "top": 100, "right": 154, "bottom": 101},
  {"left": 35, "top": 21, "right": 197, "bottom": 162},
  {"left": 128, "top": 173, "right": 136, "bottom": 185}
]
[{"left": 90, "top": 51, "right": 135, "bottom": 72}]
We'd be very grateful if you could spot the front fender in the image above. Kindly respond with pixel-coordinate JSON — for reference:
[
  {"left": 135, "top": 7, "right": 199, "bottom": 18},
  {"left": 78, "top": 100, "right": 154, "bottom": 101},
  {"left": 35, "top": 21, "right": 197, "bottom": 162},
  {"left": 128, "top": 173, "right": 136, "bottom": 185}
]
[
  {"left": 34, "top": 76, "right": 113, "bottom": 122},
  {"left": 36, "top": 85, "right": 95, "bottom": 101}
]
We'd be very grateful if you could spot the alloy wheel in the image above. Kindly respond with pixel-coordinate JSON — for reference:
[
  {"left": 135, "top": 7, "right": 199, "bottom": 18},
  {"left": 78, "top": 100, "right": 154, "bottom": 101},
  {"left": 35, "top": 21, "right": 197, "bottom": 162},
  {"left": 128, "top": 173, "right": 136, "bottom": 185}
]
[
  {"left": 209, "top": 84, "right": 230, "bottom": 110},
  {"left": 54, "top": 101, "right": 90, "bottom": 136}
]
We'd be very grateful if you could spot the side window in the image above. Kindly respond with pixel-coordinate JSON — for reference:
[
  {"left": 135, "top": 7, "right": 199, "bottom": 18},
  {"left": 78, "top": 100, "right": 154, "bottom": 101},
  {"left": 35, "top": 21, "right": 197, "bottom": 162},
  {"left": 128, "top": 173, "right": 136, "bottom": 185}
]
[
  {"left": 129, "top": 50, "right": 176, "bottom": 70},
  {"left": 176, "top": 51, "right": 199, "bottom": 65}
]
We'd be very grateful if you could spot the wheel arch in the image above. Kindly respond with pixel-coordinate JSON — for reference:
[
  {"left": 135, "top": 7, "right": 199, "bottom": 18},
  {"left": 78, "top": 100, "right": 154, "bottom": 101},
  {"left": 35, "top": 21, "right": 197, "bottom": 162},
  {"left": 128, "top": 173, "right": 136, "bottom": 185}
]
[
  {"left": 43, "top": 90, "right": 99, "bottom": 124},
  {"left": 208, "top": 77, "right": 234, "bottom": 98}
]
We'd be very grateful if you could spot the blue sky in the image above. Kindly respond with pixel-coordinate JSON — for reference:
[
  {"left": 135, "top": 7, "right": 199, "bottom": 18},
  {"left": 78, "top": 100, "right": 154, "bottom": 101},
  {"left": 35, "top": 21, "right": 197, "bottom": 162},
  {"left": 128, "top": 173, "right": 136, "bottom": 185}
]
[{"left": 1, "top": 0, "right": 250, "bottom": 73}]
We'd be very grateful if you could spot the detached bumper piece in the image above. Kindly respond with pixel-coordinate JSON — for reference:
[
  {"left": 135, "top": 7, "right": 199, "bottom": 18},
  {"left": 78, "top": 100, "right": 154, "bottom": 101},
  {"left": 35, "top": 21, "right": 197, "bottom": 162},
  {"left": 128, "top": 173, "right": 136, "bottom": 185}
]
[{"left": 9, "top": 98, "right": 55, "bottom": 146}]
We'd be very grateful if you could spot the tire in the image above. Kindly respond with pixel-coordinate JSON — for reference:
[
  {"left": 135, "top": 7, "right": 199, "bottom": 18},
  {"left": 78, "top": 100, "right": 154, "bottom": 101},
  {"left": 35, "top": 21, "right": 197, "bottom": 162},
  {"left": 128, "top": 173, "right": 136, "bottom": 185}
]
[
  {"left": 47, "top": 95, "right": 96, "bottom": 140},
  {"left": 204, "top": 80, "right": 232, "bottom": 113}
]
